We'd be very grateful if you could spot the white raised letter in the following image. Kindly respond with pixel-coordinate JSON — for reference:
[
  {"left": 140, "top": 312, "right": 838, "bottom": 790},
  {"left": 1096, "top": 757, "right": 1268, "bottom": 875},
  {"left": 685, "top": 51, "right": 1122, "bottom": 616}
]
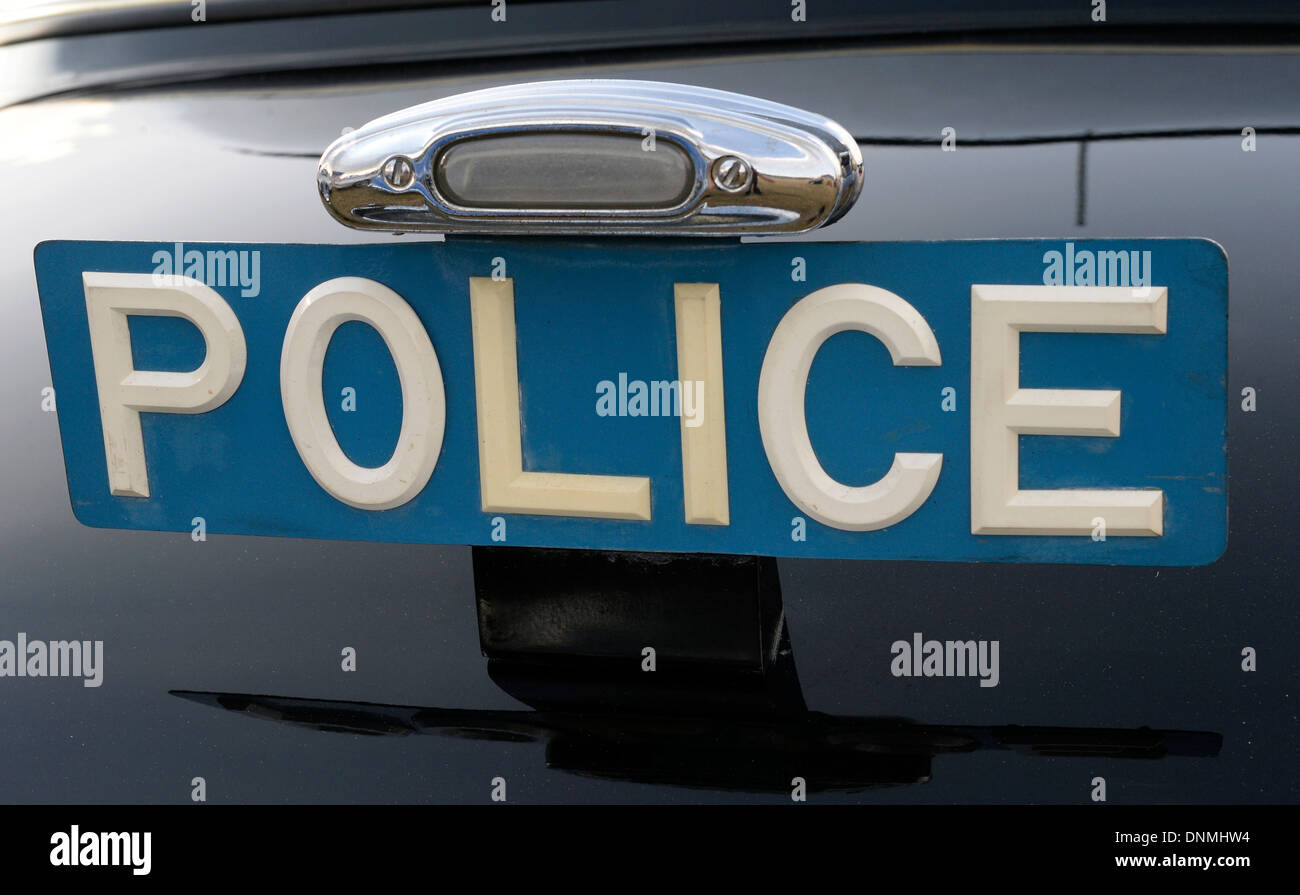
[
  {"left": 84, "top": 272, "right": 246, "bottom": 498},
  {"left": 758, "top": 283, "right": 942, "bottom": 531},
  {"left": 470, "top": 277, "right": 651, "bottom": 520},
  {"left": 281, "top": 277, "right": 444, "bottom": 510},
  {"left": 674, "top": 283, "right": 729, "bottom": 525},
  {"left": 970, "top": 283, "right": 1166, "bottom": 536}
]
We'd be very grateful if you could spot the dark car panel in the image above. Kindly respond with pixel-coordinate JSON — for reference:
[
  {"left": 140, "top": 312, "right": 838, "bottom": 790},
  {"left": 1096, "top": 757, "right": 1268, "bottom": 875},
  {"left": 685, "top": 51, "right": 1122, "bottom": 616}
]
[{"left": 1, "top": 9, "right": 1295, "bottom": 802}]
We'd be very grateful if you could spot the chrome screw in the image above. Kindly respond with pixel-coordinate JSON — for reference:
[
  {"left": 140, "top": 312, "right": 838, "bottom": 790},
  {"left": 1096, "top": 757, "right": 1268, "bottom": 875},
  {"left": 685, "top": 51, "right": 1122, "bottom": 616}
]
[
  {"left": 382, "top": 156, "right": 415, "bottom": 189},
  {"left": 712, "top": 155, "right": 752, "bottom": 192}
]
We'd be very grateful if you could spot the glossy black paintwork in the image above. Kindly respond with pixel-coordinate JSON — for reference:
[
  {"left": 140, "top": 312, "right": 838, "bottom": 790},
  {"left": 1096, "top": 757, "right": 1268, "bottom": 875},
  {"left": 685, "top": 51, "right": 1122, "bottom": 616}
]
[
  {"left": 0, "top": 19, "right": 1295, "bottom": 802},
  {"left": 171, "top": 689, "right": 1222, "bottom": 793}
]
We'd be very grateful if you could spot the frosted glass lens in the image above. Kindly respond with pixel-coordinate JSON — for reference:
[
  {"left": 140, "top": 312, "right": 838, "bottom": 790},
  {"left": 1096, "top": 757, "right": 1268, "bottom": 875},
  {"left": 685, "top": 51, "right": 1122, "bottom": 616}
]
[{"left": 435, "top": 132, "right": 693, "bottom": 209}]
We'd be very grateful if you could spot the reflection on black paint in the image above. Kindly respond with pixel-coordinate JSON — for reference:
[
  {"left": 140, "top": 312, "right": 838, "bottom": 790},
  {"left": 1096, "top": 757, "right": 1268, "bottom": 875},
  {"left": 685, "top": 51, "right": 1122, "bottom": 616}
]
[
  {"left": 174, "top": 688, "right": 1222, "bottom": 793},
  {"left": 174, "top": 547, "right": 1220, "bottom": 795}
]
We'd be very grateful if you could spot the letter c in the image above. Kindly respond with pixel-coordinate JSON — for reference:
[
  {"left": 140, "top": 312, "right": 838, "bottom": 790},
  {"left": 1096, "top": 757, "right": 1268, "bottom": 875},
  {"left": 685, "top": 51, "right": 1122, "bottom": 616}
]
[{"left": 758, "top": 283, "right": 942, "bottom": 531}]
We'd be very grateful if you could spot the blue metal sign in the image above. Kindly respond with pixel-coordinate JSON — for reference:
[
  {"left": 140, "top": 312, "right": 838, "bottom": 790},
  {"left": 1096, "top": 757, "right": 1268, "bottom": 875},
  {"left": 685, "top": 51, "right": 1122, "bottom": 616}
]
[{"left": 35, "top": 238, "right": 1227, "bottom": 565}]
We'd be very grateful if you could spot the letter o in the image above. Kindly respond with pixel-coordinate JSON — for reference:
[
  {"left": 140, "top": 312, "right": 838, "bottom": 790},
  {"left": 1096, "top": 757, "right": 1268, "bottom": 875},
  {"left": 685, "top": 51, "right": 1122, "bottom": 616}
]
[
  {"left": 281, "top": 277, "right": 445, "bottom": 509},
  {"left": 757, "top": 283, "right": 943, "bottom": 531}
]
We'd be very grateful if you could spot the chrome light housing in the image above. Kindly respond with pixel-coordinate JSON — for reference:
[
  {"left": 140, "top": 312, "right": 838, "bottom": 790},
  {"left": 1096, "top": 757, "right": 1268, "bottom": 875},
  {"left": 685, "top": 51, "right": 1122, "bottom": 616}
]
[{"left": 318, "top": 79, "right": 863, "bottom": 235}]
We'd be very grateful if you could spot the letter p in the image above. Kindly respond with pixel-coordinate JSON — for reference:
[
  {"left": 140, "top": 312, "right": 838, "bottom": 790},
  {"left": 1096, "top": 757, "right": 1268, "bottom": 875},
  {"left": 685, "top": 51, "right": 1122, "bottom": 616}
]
[{"left": 83, "top": 272, "right": 246, "bottom": 497}]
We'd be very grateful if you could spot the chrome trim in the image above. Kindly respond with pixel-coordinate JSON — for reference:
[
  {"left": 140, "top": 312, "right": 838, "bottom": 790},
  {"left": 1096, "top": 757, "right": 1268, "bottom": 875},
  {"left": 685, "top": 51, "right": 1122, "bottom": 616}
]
[{"left": 317, "top": 79, "right": 864, "bottom": 235}]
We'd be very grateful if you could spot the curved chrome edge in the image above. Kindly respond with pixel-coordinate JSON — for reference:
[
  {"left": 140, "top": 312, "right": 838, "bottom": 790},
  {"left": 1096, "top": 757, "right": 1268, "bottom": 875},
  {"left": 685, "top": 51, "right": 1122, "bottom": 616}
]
[{"left": 317, "top": 79, "right": 863, "bottom": 236}]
